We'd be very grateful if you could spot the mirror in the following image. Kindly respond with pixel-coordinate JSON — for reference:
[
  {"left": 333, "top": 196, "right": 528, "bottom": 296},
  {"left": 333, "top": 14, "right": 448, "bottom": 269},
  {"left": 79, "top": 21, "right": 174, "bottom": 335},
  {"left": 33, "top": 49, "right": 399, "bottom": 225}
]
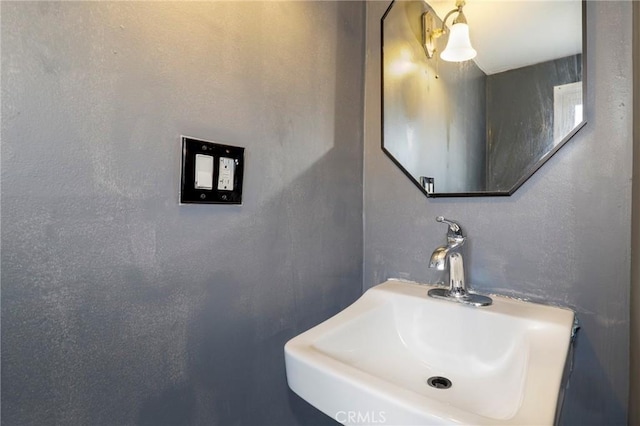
[{"left": 381, "top": 0, "right": 585, "bottom": 196}]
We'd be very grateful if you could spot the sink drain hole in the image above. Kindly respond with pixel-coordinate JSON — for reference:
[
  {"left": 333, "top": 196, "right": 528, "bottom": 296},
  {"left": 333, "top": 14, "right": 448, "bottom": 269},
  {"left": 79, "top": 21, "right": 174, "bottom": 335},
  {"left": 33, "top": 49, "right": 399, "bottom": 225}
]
[{"left": 427, "top": 376, "right": 452, "bottom": 389}]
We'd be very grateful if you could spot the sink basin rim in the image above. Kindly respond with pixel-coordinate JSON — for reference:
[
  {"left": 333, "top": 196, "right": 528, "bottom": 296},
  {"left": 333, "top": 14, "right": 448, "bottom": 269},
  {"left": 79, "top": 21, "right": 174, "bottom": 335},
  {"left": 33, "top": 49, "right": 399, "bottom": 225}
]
[{"left": 285, "top": 279, "right": 575, "bottom": 425}]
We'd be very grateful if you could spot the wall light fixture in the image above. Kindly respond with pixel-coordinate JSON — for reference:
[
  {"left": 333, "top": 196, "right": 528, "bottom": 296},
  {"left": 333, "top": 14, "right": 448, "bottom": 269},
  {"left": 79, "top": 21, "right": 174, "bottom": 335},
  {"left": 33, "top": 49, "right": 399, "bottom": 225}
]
[{"left": 422, "top": 0, "right": 477, "bottom": 62}]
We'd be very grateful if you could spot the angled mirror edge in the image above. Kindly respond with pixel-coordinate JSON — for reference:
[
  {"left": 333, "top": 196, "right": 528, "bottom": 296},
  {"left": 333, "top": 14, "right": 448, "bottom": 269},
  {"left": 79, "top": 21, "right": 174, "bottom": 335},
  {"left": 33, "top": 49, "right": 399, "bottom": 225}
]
[
  {"left": 379, "top": 0, "right": 588, "bottom": 198},
  {"left": 381, "top": 146, "right": 431, "bottom": 198},
  {"left": 505, "top": 0, "right": 588, "bottom": 196},
  {"left": 381, "top": 0, "right": 395, "bottom": 23},
  {"left": 506, "top": 121, "right": 588, "bottom": 196}
]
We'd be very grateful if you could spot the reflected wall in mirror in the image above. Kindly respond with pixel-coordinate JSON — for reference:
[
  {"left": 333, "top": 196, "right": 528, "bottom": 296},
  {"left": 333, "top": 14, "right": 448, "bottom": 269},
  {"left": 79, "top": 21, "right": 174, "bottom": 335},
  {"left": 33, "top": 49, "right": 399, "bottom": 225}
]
[{"left": 381, "top": 0, "right": 586, "bottom": 196}]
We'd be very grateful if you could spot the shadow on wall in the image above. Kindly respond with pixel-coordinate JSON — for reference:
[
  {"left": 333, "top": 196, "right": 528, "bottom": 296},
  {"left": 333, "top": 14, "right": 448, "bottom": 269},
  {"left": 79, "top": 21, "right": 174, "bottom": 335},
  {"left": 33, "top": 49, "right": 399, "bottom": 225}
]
[
  {"left": 136, "top": 271, "right": 283, "bottom": 426},
  {"left": 134, "top": 160, "right": 358, "bottom": 426},
  {"left": 137, "top": 272, "right": 342, "bottom": 426}
]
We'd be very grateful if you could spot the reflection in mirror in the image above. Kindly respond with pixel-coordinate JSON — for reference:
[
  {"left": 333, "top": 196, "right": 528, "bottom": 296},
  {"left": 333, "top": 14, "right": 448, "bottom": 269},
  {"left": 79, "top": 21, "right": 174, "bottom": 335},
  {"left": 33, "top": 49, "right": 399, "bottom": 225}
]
[{"left": 381, "top": 0, "right": 585, "bottom": 196}]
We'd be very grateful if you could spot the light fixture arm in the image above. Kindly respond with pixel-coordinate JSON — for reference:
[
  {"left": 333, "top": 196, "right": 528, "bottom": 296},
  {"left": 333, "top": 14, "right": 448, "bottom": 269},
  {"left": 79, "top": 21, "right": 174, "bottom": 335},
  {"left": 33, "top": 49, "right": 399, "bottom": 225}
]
[{"left": 442, "top": 5, "right": 466, "bottom": 28}]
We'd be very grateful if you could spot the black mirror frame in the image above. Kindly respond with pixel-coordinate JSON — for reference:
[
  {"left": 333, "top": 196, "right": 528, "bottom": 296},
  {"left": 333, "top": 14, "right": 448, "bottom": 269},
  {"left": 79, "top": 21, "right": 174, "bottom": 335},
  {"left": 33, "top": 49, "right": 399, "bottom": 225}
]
[{"left": 380, "top": 0, "right": 587, "bottom": 198}]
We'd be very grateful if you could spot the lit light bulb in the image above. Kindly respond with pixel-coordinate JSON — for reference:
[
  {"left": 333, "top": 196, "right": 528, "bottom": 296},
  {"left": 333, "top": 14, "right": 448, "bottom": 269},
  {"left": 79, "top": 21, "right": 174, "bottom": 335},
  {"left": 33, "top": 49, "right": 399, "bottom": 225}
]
[{"left": 440, "top": 22, "right": 477, "bottom": 62}]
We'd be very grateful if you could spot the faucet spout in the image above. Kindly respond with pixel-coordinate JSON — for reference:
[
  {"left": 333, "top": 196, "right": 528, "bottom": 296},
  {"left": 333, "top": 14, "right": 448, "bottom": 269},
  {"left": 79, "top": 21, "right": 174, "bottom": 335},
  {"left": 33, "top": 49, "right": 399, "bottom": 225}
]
[{"left": 428, "top": 245, "right": 449, "bottom": 270}]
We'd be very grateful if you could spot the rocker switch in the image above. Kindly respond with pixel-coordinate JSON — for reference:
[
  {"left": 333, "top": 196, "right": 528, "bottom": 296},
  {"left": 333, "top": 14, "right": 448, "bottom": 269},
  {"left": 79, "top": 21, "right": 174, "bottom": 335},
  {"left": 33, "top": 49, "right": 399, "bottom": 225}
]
[{"left": 194, "top": 154, "right": 213, "bottom": 190}]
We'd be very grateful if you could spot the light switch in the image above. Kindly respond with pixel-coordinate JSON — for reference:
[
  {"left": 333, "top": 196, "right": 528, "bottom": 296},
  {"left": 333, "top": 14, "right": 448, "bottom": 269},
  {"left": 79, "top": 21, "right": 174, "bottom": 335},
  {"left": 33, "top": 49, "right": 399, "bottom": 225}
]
[
  {"left": 194, "top": 154, "right": 213, "bottom": 190},
  {"left": 218, "top": 157, "right": 235, "bottom": 191},
  {"left": 180, "top": 136, "right": 244, "bottom": 204}
]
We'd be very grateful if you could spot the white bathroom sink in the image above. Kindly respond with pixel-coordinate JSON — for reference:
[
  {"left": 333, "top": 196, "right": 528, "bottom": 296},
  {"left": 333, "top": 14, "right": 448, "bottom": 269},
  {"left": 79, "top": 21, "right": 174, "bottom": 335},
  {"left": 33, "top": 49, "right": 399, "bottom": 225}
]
[{"left": 284, "top": 280, "right": 575, "bottom": 425}]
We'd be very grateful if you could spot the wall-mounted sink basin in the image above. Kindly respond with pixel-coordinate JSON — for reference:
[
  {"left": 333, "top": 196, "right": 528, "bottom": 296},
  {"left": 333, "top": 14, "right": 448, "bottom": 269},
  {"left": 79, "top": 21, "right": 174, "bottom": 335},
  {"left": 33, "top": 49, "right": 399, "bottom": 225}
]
[{"left": 285, "top": 280, "right": 575, "bottom": 425}]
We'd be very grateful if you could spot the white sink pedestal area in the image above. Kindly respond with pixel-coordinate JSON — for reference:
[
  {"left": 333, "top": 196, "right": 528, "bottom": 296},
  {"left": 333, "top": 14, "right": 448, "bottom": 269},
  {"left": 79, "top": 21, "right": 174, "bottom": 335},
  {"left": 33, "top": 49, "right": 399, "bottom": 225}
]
[{"left": 285, "top": 280, "right": 575, "bottom": 425}]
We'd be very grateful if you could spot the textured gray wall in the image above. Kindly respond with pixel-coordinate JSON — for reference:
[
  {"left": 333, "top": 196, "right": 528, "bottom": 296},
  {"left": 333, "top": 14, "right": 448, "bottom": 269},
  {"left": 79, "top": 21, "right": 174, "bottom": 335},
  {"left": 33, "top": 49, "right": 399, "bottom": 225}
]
[
  {"left": 630, "top": 2, "right": 640, "bottom": 423},
  {"left": 1, "top": 2, "right": 363, "bottom": 425},
  {"left": 486, "top": 55, "right": 582, "bottom": 191},
  {"left": 365, "top": 1, "right": 632, "bottom": 425}
]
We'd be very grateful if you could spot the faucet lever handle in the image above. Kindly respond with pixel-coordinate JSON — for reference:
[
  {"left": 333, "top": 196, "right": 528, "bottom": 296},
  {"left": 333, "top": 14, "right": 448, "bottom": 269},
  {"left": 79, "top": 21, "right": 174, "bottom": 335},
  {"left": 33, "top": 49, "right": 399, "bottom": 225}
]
[{"left": 436, "top": 216, "right": 465, "bottom": 243}]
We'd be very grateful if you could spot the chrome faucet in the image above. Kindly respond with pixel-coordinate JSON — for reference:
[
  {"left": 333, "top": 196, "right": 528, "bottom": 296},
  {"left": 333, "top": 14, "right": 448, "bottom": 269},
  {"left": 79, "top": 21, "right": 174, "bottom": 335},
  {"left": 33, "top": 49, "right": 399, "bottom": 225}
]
[{"left": 428, "top": 216, "right": 492, "bottom": 307}]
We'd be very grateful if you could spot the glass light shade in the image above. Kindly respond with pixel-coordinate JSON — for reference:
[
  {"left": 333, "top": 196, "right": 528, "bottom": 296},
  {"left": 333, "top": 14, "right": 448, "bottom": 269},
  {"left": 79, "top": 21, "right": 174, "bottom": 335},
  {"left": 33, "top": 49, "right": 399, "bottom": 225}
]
[{"left": 440, "top": 22, "right": 477, "bottom": 62}]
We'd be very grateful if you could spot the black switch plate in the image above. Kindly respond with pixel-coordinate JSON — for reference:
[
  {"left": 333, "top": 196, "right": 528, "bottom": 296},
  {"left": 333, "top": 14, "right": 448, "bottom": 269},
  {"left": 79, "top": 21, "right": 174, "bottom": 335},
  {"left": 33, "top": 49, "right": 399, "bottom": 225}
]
[{"left": 180, "top": 136, "right": 245, "bottom": 204}]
